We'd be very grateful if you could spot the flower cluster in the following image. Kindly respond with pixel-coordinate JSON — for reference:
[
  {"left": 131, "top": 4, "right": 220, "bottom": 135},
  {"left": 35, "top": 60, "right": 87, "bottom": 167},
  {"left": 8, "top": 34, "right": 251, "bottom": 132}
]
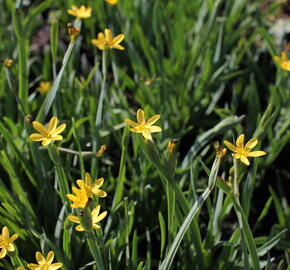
[{"left": 67, "top": 172, "right": 107, "bottom": 231}]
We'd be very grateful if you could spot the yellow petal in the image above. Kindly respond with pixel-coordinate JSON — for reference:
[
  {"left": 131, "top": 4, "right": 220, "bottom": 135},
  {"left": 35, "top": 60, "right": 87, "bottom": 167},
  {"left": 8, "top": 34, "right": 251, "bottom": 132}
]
[
  {"left": 46, "top": 251, "right": 54, "bottom": 264},
  {"left": 0, "top": 248, "right": 7, "bottom": 258},
  {"left": 51, "top": 262, "right": 63, "bottom": 269},
  {"left": 32, "top": 121, "right": 48, "bottom": 136},
  {"left": 146, "top": 115, "right": 160, "bottom": 126},
  {"left": 92, "top": 205, "right": 101, "bottom": 217},
  {"left": 236, "top": 134, "right": 244, "bottom": 149},
  {"left": 247, "top": 151, "right": 267, "bottom": 157},
  {"left": 42, "top": 138, "right": 52, "bottom": 146},
  {"left": 36, "top": 251, "right": 45, "bottom": 264},
  {"left": 48, "top": 116, "right": 58, "bottom": 133},
  {"left": 224, "top": 140, "right": 238, "bottom": 152},
  {"left": 2, "top": 226, "right": 9, "bottom": 239},
  {"left": 124, "top": 119, "right": 138, "bottom": 127},
  {"left": 232, "top": 153, "right": 241, "bottom": 159},
  {"left": 94, "top": 211, "right": 107, "bottom": 223},
  {"left": 94, "top": 177, "right": 104, "bottom": 188},
  {"left": 7, "top": 243, "right": 15, "bottom": 252},
  {"left": 105, "top": 28, "right": 112, "bottom": 41},
  {"left": 76, "top": 225, "right": 85, "bottom": 231},
  {"left": 51, "top": 123, "right": 66, "bottom": 136},
  {"left": 137, "top": 109, "right": 145, "bottom": 124},
  {"left": 27, "top": 263, "right": 39, "bottom": 269},
  {"left": 149, "top": 126, "right": 162, "bottom": 133},
  {"left": 113, "top": 44, "right": 125, "bottom": 50},
  {"left": 9, "top": 233, "right": 19, "bottom": 242},
  {"left": 85, "top": 172, "right": 91, "bottom": 185},
  {"left": 29, "top": 133, "right": 45, "bottom": 141},
  {"left": 142, "top": 130, "right": 152, "bottom": 140},
  {"left": 92, "top": 189, "right": 107, "bottom": 198},
  {"left": 68, "top": 216, "right": 80, "bottom": 224},
  {"left": 52, "top": 135, "right": 63, "bottom": 141},
  {"left": 245, "top": 138, "right": 258, "bottom": 149},
  {"left": 240, "top": 156, "right": 250, "bottom": 166},
  {"left": 112, "top": 34, "right": 125, "bottom": 45},
  {"left": 280, "top": 61, "right": 290, "bottom": 71}
]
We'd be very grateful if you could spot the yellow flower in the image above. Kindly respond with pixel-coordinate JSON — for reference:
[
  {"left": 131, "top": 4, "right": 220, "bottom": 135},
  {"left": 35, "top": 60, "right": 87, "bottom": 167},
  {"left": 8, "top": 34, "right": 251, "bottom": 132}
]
[
  {"left": 27, "top": 251, "right": 62, "bottom": 270},
  {"left": 67, "top": 5, "right": 92, "bottom": 19},
  {"left": 67, "top": 186, "right": 88, "bottom": 208},
  {"left": 224, "top": 134, "right": 266, "bottom": 166},
  {"left": 124, "top": 109, "right": 162, "bottom": 140},
  {"left": 167, "top": 139, "right": 178, "bottom": 153},
  {"left": 68, "top": 205, "right": 107, "bottom": 232},
  {"left": 91, "top": 28, "right": 125, "bottom": 50},
  {"left": 29, "top": 116, "right": 66, "bottom": 147},
  {"left": 76, "top": 172, "right": 107, "bottom": 198},
  {"left": 274, "top": 52, "right": 290, "bottom": 71},
  {"left": 2, "top": 58, "right": 13, "bottom": 68},
  {"left": 105, "top": 0, "right": 118, "bottom": 5},
  {"left": 0, "top": 226, "right": 19, "bottom": 259},
  {"left": 16, "top": 268, "right": 25, "bottom": 270},
  {"left": 37, "top": 81, "right": 51, "bottom": 95}
]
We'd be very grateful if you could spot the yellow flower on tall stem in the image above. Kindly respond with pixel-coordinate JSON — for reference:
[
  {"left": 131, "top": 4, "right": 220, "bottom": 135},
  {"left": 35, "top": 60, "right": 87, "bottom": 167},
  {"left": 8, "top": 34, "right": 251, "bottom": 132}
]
[
  {"left": 27, "top": 251, "right": 62, "bottom": 270},
  {"left": 37, "top": 81, "right": 51, "bottom": 95},
  {"left": 0, "top": 226, "right": 19, "bottom": 259},
  {"left": 68, "top": 205, "right": 107, "bottom": 232},
  {"left": 124, "top": 109, "right": 162, "bottom": 140},
  {"left": 91, "top": 28, "right": 125, "bottom": 50},
  {"left": 224, "top": 134, "right": 266, "bottom": 166},
  {"left": 67, "top": 186, "right": 89, "bottom": 209},
  {"left": 76, "top": 172, "right": 107, "bottom": 198},
  {"left": 274, "top": 52, "right": 290, "bottom": 71},
  {"left": 67, "top": 5, "right": 92, "bottom": 19},
  {"left": 105, "top": 0, "right": 118, "bottom": 5},
  {"left": 29, "top": 116, "right": 66, "bottom": 146}
]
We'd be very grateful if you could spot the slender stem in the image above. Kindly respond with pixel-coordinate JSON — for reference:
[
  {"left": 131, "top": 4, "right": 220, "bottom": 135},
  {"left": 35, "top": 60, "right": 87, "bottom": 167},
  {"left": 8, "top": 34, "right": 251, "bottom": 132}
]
[{"left": 86, "top": 230, "right": 105, "bottom": 270}]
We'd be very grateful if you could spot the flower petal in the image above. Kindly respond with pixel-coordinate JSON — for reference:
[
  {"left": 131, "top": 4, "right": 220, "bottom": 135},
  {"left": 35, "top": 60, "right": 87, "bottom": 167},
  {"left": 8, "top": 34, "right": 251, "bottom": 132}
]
[
  {"left": 149, "top": 126, "right": 162, "bottom": 133},
  {"left": 46, "top": 251, "right": 54, "bottom": 264},
  {"left": 112, "top": 34, "right": 125, "bottom": 45},
  {"left": 92, "top": 205, "right": 101, "bottom": 217},
  {"left": 236, "top": 134, "right": 244, "bottom": 149},
  {"left": 92, "top": 189, "right": 107, "bottom": 198},
  {"left": 85, "top": 172, "right": 91, "bottom": 185},
  {"left": 146, "top": 115, "right": 160, "bottom": 126},
  {"left": 281, "top": 52, "right": 288, "bottom": 61},
  {"left": 9, "top": 233, "right": 19, "bottom": 242},
  {"left": 142, "top": 130, "right": 152, "bottom": 140},
  {"left": 245, "top": 138, "right": 258, "bottom": 149},
  {"left": 2, "top": 226, "right": 9, "bottom": 239},
  {"left": 42, "top": 138, "right": 52, "bottom": 146},
  {"left": 32, "top": 121, "right": 48, "bottom": 136},
  {"left": 48, "top": 116, "right": 58, "bottom": 133},
  {"left": 137, "top": 109, "right": 145, "bottom": 124},
  {"left": 29, "top": 133, "right": 45, "bottom": 141},
  {"left": 94, "top": 211, "right": 107, "bottom": 223},
  {"left": 124, "top": 119, "right": 138, "bottom": 127},
  {"left": 113, "top": 44, "right": 125, "bottom": 50},
  {"left": 68, "top": 216, "right": 80, "bottom": 224},
  {"left": 36, "top": 251, "right": 45, "bottom": 264},
  {"left": 224, "top": 140, "right": 238, "bottom": 152},
  {"left": 50, "top": 262, "right": 63, "bottom": 270},
  {"left": 93, "top": 177, "right": 104, "bottom": 188},
  {"left": 52, "top": 135, "right": 63, "bottom": 141},
  {"left": 51, "top": 123, "right": 66, "bottom": 136},
  {"left": 76, "top": 225, "right": 85, "bottom": 231},
  {"left": 247, "top": 151, "right": 267, "bottom": 157},
  {"left": 232, "top": 153, "right": 241, "bottom": 159},
  {"left": 0, "top": 248, "right": 6, "bottom": 259},
  {"left": 240, "top": 156, "right": 250, "bottom": 166},
  {"left": 105, "top": 28, "right": 112, "bottom": 41},
  {"left": 27, "top": 263, "right": 38, "bottom": 269},
  {"left": 8, "top": 243, "right": 15, "bottom": 252}
]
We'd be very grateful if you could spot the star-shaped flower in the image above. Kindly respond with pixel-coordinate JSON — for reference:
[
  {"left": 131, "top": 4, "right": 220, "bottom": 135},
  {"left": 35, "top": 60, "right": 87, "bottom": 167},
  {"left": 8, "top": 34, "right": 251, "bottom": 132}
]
[
  {"left": 124, "top": 109, "right": 162, "bottom": 140},
  {"left": 224, "top": 134, "right": 266, "bottom": 166},
  {"left": 29, "top": 116, "right": 66, "bottom": 147},
  {"left": 67, "top": 186, "right": 89, "bottom": 209},
  {"left": 37, "top": 81, "right": 51, "bottom": 95},
  {"left": 76, "top": 172, "right": 107, "bottom": 198},
  {"left": 68, "top": 205, "right": 107, "bottom": 232},
  {"left": 0, "top": 226, "right": 19, "bottom": 259},
  {"left": 27, "top": 251, "right": 62, "bottom": 270},
  {"left": 105, "top": 0, "right": 118, "bottom": 5},
  {"left": 91, "top": 28, "right": 125, "bottom": 50},
  {"left": 67, "top": 5, "right": 92, "bottom": 19}
]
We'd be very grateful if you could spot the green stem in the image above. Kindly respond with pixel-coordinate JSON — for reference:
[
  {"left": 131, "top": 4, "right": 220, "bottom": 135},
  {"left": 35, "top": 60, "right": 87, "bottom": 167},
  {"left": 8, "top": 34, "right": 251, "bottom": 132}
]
[{"left": 86, "top": 230, "right": 105, "bottom": 270}]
